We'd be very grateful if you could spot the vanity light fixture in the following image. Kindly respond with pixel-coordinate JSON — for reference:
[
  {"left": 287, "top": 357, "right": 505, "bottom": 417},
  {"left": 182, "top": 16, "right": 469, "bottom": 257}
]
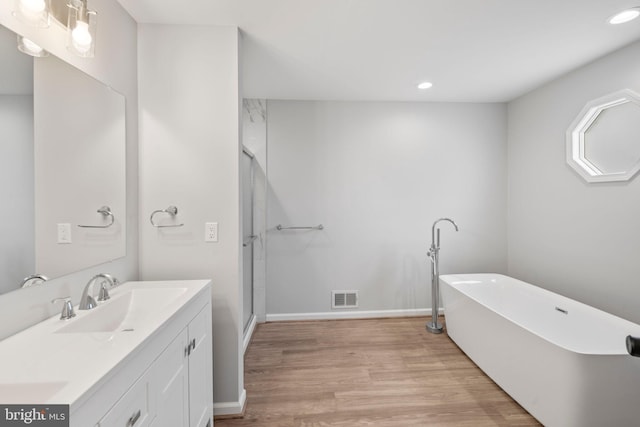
[
  {"left": 418, "top": 81, "right": 433, "bottom": 90},
  {"left": 66, "top": 0, "right": 97, "bottom": 57},
  {"left": 12, "top": 0, "right": 98, "bottom": 58},
  {"left": 608, "top": 8, "right": 640, "bottom": 25},
  {"left": 12, "top": 0, "right": 50, "bottom": 27},
  {"left": 17, "top": 35, "right": 49, "bottom": 57}
]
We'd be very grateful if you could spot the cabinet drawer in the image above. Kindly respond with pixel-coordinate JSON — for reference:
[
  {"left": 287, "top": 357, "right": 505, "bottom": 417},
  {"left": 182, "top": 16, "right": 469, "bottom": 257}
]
[{"left": 98, "top": 374, "right": 151, "bottom": 427}]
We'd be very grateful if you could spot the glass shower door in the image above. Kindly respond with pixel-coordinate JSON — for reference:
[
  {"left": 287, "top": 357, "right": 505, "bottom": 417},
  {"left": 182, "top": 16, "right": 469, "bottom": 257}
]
[{"left": 242, "top": 149, "right": 255, "bottom": 333}]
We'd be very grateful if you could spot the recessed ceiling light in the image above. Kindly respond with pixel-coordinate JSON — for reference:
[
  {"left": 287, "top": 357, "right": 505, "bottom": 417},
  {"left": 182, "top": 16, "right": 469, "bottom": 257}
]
[
  {"left": 418, "top": 82, "right": 433, "bottom": 90},
  {"left": 608, "top": 8, "right": 640, "bottom": 25}
]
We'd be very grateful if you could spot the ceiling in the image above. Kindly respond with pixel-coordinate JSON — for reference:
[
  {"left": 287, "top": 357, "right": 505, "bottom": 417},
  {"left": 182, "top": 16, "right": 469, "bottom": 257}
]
[{"left": 116, "top": 0, "right": 640, "bottom": 102}]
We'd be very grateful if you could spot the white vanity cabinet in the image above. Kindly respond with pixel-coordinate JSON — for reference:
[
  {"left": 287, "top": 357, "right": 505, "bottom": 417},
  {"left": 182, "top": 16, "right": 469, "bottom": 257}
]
[
  {"left": 151, "top": 306, "right": 213, "bottom": 427},
  {"left": 186, "top": 305, "right": 214, "bottom": 427},
  {"left": 60, "top": 280, "right": 214, "bottom": 427}
]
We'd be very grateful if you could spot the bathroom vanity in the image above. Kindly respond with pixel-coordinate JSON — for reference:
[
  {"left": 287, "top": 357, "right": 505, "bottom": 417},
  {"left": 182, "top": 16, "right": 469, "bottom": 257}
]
[{"left": 0, "top": 280, "right": 213, "bottom": 427}]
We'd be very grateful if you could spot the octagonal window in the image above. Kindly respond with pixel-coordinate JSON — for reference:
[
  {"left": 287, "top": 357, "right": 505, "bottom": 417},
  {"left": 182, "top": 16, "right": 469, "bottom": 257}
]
[{"left": 566, "top": 89, "right": 640, "bottom": 183}]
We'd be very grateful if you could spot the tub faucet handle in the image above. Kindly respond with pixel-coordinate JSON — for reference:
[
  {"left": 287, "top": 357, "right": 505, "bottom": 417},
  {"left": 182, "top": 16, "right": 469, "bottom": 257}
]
[{"left": 626, "top": 335, "right": 640, "bottom": 357}]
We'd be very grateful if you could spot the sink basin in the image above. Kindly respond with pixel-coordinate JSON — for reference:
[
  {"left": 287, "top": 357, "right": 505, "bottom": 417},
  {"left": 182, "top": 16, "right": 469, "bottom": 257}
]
[{"left": 56, "top": 287, "right": 187, "bottom": 334}]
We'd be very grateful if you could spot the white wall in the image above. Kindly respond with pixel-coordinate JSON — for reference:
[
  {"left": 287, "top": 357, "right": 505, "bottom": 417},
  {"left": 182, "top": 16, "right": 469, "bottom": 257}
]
[
  {"left": 138, "top": 25, "right": 243, "bottom": 414},
  {"left": 508, "top": 40, "right": 640, "bottom": 324},
  {"left": 0, "top": 95, "right": 34, "bottom": 294},
  {"left": 0, "top": 0, "right": 138, "bottom": 340},
  {"left": 266, "top": 101, "right": 507, "bottom": 318}
]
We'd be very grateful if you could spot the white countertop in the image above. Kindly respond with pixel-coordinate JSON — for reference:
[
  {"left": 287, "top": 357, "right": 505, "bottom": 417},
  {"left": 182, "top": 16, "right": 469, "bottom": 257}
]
[{"left": 0, "top": 280, "right": 210, "bottom": 407}]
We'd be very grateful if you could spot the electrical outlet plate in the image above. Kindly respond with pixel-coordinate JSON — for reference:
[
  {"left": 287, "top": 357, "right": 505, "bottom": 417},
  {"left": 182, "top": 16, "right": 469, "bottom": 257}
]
[
  {"left": 205, "top": 222, "right": 218, "bottom": 242},
  {"left": 57, "top": 223, "right": 72, "bottom": 244}
]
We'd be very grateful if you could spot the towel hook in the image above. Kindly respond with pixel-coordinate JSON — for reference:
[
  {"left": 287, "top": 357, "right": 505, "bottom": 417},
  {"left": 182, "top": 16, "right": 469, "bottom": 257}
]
[
  {"left": 150, "top": 206, "right": 184, "bottom": 228},
  {"left": 78, "top": 206, "right": 115, "bottom": 228}
]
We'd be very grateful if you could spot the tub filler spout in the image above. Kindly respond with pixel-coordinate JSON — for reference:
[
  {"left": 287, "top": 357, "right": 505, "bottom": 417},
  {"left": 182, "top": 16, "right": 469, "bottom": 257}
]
[{"left": 426, "top": 217, "right": 459, "bottom": 334}]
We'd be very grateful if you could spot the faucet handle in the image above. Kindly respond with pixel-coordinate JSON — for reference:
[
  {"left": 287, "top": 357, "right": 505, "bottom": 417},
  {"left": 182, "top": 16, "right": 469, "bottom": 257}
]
[
  {"left": 97, "top": 275, "right": 119, "bottom": 301},
  {"left": 98, "top": 282, "right": 110, "bottom": 301},
  {"left": 51, "top": 297, "right": 76, "bottom": 320}
]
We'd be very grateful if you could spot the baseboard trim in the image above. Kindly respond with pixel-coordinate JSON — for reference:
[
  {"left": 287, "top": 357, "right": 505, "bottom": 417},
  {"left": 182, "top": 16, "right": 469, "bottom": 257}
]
[
  {"left": 243, "top": 315, "right": 257, "bottom": 355},
  {"left": 266, "top": 308, "right": 444, "bottom": 322},
  {"left": 213, "top": 389, "right": 246, "bottom": 418}
]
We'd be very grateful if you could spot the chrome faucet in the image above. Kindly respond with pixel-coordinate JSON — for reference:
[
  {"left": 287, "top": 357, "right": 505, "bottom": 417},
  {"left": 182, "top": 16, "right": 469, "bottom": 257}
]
[
  {"left": 426, "top": 218, "right": 459, "bottom": 334},
  {"left": 79, "top": 273, "right": 119, "bottom": 310},
  {"left": 20, "top": 274, "right": 49, "bottom": 288}
]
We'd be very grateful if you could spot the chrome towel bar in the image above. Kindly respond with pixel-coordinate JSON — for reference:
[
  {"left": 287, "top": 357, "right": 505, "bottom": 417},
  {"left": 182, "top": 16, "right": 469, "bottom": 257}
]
[{"left": 276, "top": 224, "right": 324, "bottom": 231}]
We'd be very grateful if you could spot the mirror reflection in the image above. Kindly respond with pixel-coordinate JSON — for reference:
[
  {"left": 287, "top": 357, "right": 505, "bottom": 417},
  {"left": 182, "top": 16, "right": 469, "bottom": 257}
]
[{"left": 0, "top": 24, "right": 126, "bottom": 295}]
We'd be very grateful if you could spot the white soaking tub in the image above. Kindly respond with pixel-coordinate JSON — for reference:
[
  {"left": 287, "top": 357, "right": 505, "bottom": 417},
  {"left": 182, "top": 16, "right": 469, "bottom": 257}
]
[{"left": 440, "top": 273, "right": 640, "bottom": 427}]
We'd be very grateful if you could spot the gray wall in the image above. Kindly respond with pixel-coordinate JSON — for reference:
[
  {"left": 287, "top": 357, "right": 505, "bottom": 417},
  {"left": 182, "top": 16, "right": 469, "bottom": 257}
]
[
  {"left": 508, "top": 40, "right": 640, "bottom": 324},
  {"left": 137, "top": 25, "right": 244, "bottom": 414},
  {"left": 0, "top": 0, "right": 138, "bottom": 340},
  {"left": 266, "top": 100, "right": 508, "bottom": 318}
]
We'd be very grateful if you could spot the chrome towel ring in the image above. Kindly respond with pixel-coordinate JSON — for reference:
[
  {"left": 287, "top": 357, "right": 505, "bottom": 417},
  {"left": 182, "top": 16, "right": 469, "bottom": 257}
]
[
  {"left": 78, "top": 206, "right": 115, "bottom": 228},
  {"left": 150, "top": 206, "right": 184, "bottom": 228}
]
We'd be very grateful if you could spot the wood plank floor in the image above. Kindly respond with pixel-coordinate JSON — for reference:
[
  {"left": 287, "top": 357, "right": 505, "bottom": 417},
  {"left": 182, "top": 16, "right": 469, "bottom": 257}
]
[{"left": 216, "top": 317, "right": 540, "bottom": 426}]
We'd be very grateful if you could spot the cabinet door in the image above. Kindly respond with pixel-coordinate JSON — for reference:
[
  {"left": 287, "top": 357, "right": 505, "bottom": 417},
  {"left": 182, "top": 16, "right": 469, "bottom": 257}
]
[
  {"left": 151, "top": 329, "right": 190, "bottom": 427},
  {"left": 188, "top": 306, "right": 213, "bottom": 427}
]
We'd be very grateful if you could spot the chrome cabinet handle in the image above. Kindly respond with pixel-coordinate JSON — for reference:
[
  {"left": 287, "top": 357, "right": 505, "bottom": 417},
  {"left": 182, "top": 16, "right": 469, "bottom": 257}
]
[
  {"left": 126, "top": 409, "right": 141, "bottom": 427},
  {"left": 185, "top": 338, "right": 197, "bottom": 356},
  {"left": 78, "top": 206, "right": 115, "bottom": 228}
]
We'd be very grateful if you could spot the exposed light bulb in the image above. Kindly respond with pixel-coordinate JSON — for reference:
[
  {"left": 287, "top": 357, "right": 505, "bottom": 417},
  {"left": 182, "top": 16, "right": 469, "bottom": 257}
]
[
  {"left": 17, "top": 35, "right": 48, "bottom": 57},
  {"left": 609, "top": 8, "right": 640, "bottom": 24},
  {"left": 72, "top": 20, "right": 93, "bottom": 54},
  {"left": 22, "top": 37, "right": 43, "bottom": 54},
  {"left": 14, "top": 0, "right": 49, "bottom": 26},
  {"left": 418, "top": 82, "right": 433, "bottom": 90}
]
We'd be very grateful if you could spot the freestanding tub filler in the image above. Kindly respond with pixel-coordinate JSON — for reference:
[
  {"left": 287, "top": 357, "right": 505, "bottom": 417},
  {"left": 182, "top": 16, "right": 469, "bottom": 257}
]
[{"left": 440, "top": 273, "right": 640, "bottom": 427}]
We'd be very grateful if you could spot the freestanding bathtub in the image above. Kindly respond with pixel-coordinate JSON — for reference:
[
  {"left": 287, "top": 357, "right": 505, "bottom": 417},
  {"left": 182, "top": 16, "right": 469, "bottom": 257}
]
[{"left": 440, "top": 273, "right": 640, "bottom": 427}]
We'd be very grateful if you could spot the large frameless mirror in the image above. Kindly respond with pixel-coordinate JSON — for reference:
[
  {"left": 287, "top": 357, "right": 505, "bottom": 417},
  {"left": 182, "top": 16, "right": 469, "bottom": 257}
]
[
  {"left": 566, "top": 89, "right": 640, "bottom": 183},
  {"left": 0, "top": 23, "right": 126, "bottom": 295}
]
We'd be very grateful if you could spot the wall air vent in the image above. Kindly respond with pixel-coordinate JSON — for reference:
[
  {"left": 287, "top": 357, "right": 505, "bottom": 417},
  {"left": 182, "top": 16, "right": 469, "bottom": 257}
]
[{"left": 332, "top": 290, "right": 358, "bottom": 309}]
